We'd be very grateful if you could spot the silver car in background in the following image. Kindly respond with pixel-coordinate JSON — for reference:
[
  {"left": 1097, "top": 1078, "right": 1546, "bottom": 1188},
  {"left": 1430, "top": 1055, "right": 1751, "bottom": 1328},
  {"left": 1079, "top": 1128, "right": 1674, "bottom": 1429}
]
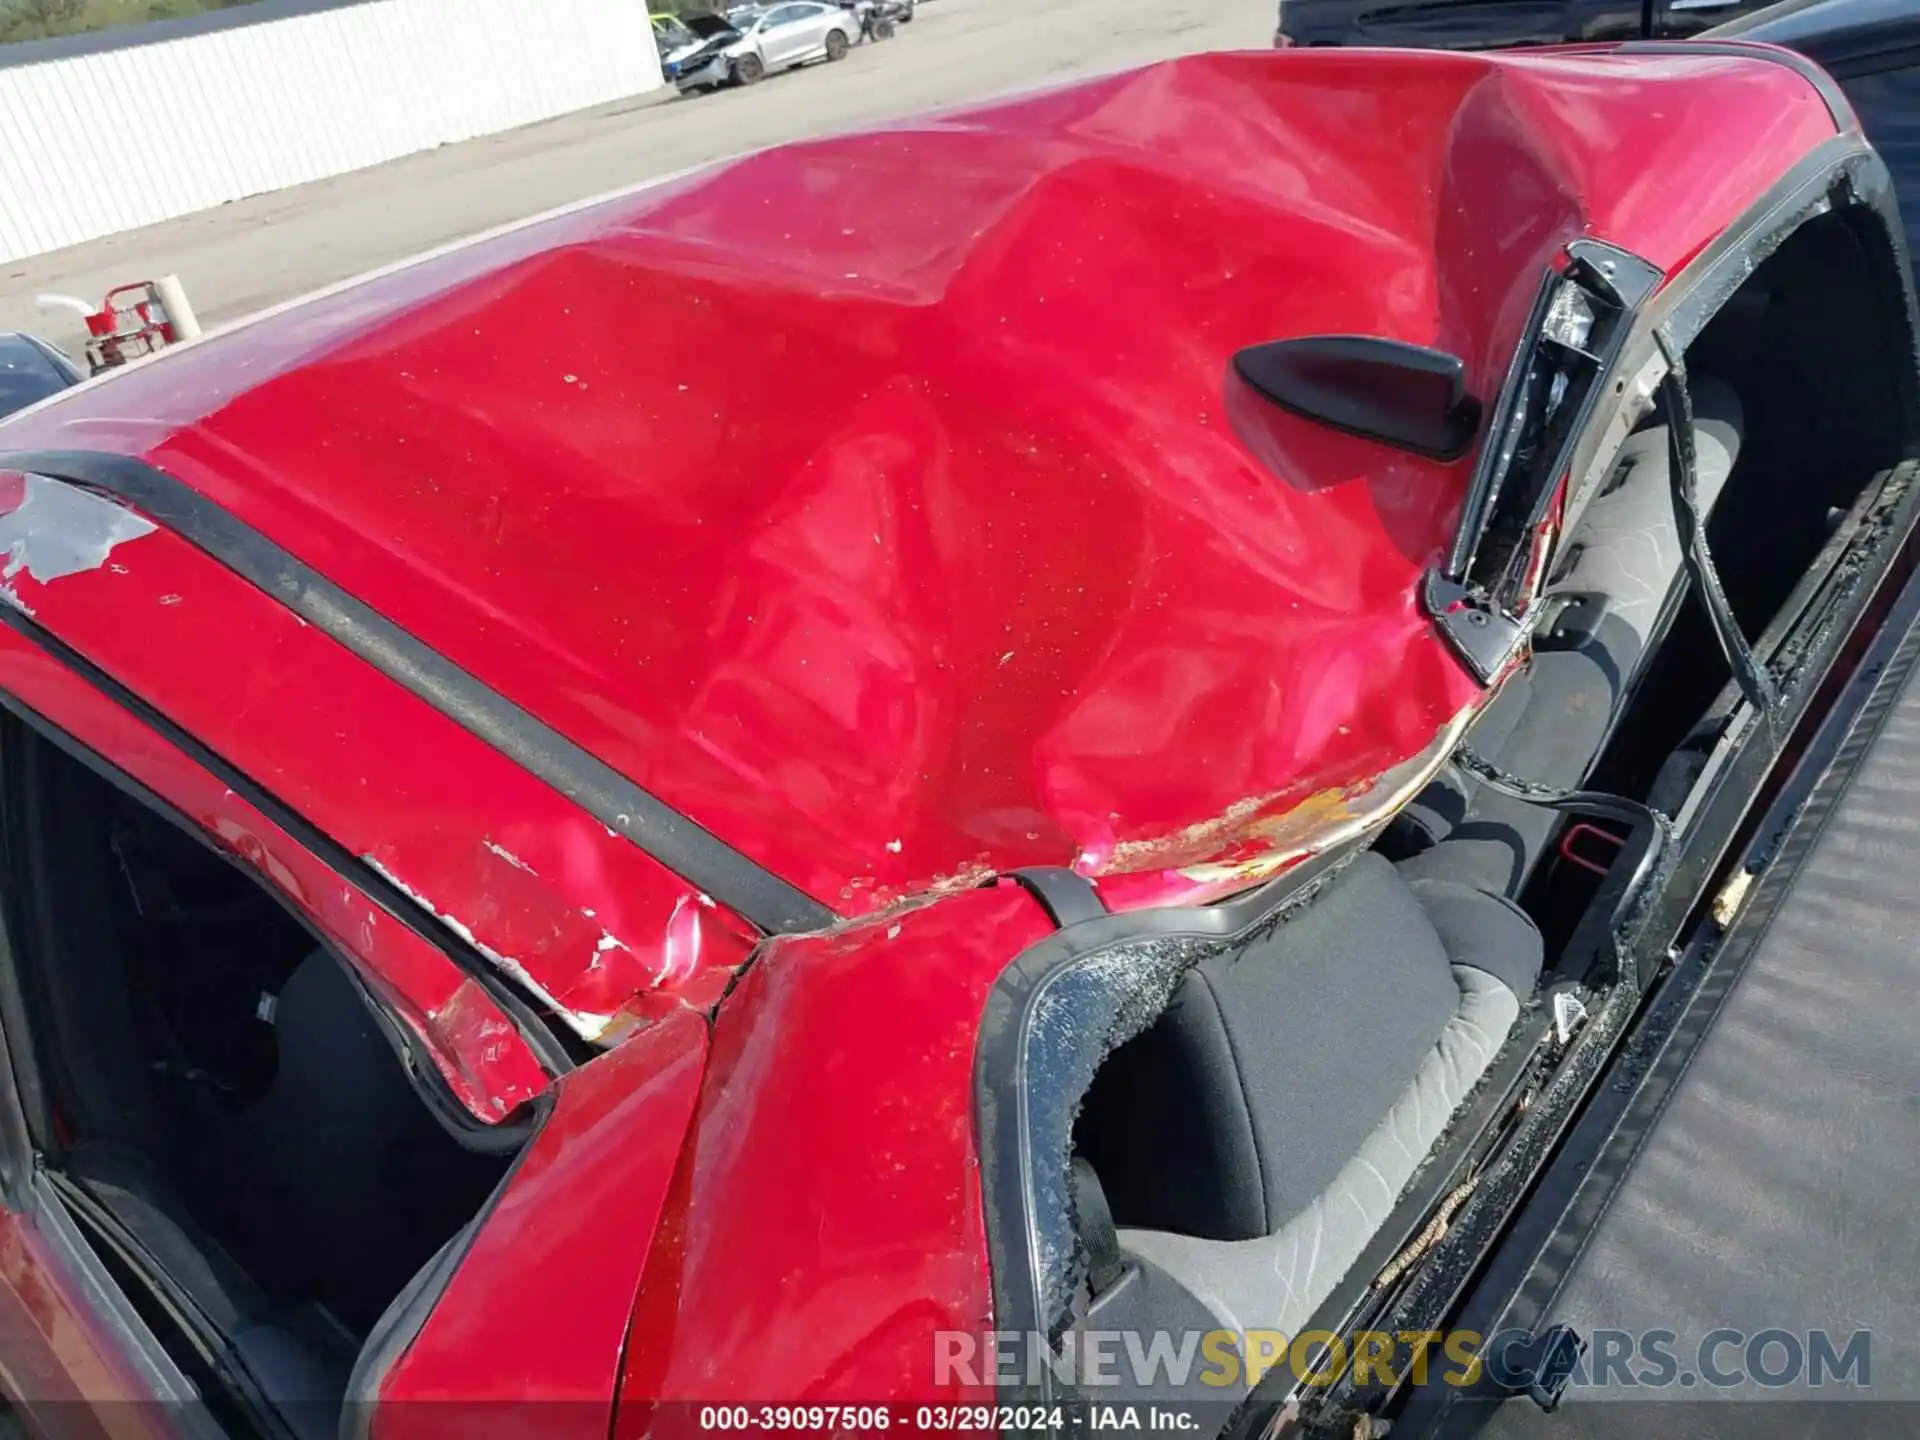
[{"left": 673, "top": 2, "right": 859, "bottom": 91}]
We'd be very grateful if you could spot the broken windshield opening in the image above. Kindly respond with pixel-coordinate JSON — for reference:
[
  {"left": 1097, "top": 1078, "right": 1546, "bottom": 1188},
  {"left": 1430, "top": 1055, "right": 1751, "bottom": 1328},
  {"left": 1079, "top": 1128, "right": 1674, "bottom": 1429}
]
[{"left": 1427, "top": 240, "right": 1663, "bottom": 679}]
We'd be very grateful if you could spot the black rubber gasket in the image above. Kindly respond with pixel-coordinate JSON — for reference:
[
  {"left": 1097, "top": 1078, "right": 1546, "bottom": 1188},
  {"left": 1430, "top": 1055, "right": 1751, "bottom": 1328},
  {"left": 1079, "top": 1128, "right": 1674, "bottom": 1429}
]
[
  {"left": 0, "top": 601, "right": 580, "bottom": 1078},
  {"left": 1005, "top": 867, "right": 1108, "bottom": 928},
  {"left": 973, "top": 843, "right": 1363, "bottom": 1398},
  {"left": 0, "top": 449, "right": 835, "bottom": 937}
]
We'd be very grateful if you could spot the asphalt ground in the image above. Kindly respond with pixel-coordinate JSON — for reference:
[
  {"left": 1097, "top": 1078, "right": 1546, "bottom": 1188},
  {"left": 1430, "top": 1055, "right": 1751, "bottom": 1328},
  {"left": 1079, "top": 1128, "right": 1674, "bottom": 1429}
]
[{"left": 0, "top": 0, "right": 1275, "bottom": 350}]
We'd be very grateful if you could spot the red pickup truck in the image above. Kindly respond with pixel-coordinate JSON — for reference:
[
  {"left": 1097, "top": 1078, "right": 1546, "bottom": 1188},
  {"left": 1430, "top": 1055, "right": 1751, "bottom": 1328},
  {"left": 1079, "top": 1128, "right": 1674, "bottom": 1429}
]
[{"left": 0, "top": 40, "right": 1912, "bottom": 1440}]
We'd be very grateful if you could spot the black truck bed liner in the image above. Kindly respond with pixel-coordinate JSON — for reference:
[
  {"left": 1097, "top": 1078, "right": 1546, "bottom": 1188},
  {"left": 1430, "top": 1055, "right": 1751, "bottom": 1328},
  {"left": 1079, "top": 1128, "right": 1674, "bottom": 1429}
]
[{"left": 1468, "top": 610, "right": 1920, "bottom": 1438}]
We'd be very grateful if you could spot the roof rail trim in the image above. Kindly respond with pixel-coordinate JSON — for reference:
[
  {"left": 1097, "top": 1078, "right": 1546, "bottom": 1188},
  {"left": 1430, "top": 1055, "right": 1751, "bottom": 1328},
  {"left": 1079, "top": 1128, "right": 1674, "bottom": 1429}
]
[
  {"left": 0, "top": 448, "right": 838, "bottom": 937},
  {"left": 1613, "top": 38, "right": 1858, "bottom": 131}
]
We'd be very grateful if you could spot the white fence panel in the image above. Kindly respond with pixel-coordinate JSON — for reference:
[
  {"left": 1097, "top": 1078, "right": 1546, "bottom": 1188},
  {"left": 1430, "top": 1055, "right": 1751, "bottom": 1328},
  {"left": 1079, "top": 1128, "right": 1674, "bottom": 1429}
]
[{"left": 0, "top": 0, "right": 662, "bottom": 264}]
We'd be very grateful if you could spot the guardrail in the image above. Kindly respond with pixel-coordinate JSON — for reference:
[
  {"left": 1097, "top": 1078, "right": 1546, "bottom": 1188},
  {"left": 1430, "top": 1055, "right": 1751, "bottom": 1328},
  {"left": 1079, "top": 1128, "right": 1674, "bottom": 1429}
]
[{"left": 0, "top": 0, "right": 663, "bottom": 265}]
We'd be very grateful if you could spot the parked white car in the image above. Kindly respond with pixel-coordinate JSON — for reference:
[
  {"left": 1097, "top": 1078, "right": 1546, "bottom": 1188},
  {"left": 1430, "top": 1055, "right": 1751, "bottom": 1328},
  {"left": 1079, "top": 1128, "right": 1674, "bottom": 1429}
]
[{"left": 671, "top": 2, "right": 858, "bottom": 90}]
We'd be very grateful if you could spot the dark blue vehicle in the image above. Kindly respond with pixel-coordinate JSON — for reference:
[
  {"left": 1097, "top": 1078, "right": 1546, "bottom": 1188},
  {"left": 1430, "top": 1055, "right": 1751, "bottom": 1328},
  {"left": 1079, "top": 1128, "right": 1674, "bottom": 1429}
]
[
  {"left": 1273, "top": 0, "right": 1773, "bottom": 52},
  {"left": 0, "top": 333, "right": 82, "bottom": 421},
  {"left": 1710, "top": 0, "right": 1920, "bottom": 257}
]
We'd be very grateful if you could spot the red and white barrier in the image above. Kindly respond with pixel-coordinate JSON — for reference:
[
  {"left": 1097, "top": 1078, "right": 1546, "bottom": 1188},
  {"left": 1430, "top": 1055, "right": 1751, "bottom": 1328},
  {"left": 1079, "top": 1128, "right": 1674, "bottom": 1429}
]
[{"left": 35, "top": 274, "right": 202, "bottom": 375}]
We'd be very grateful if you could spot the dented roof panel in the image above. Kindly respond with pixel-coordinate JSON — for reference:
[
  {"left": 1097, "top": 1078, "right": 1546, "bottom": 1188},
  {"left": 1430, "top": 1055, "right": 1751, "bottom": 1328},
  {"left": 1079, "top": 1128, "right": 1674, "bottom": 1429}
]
[{"left": 0, "top": 49, "right": 1840, "bottom": 918}]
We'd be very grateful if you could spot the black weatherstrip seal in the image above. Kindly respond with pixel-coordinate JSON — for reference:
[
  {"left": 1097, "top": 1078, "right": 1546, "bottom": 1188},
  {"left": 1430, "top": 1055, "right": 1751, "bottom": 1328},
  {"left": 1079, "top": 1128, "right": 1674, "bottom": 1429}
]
[
  {"left": 0, "top": 449, "right": 836, "bottom": 937},
  {"left": 1393, "top": 542, "right": 1920, "bottom": 1440},
  {"left": 1005, "top": 867, "right": 1108, "bottom": 929},
  {"left": 0, "top": 603, "right": 578, "bottom": 1079},
  {"left": 0, "top": 686, "right": 548, "bottom": 1142},
  {"left": 973, "top": 843, "right": 1362, "bottom": 1401}
]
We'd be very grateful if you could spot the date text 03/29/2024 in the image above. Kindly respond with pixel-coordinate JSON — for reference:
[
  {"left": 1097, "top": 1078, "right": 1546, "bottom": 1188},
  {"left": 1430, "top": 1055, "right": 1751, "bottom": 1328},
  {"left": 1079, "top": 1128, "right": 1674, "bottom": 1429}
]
[{"left": 696, "top": 1408, "right": 1179, "bottom": 1432}]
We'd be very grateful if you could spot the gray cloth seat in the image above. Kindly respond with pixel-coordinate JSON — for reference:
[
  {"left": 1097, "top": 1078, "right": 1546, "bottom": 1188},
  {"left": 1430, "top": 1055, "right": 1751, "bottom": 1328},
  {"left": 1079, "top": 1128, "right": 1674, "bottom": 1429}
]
[
  {"left": 65, "top": 950, "right": 422, "bottom": 1438},
  {"left": 68, "top": 1144, "right": 347, "bottom": 1440},
  {"left": 1390, "top": 378, "right": 1744, "bottom": 896},
  {"left": 232, "top": 951, "right": 424, "bottom": 1331},
  {"left": 68, "top": 1142, "right": 275, "bottom": 1336},
  {"left": 1071, "top": 384, "right": 1744, "bottom": 1391},
  {"left": 230, "top": 952, "right": 499, "bottom": 1337},
  {"left": 1073, "top": 853, "right": 1542, "bottom": 1389}
]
